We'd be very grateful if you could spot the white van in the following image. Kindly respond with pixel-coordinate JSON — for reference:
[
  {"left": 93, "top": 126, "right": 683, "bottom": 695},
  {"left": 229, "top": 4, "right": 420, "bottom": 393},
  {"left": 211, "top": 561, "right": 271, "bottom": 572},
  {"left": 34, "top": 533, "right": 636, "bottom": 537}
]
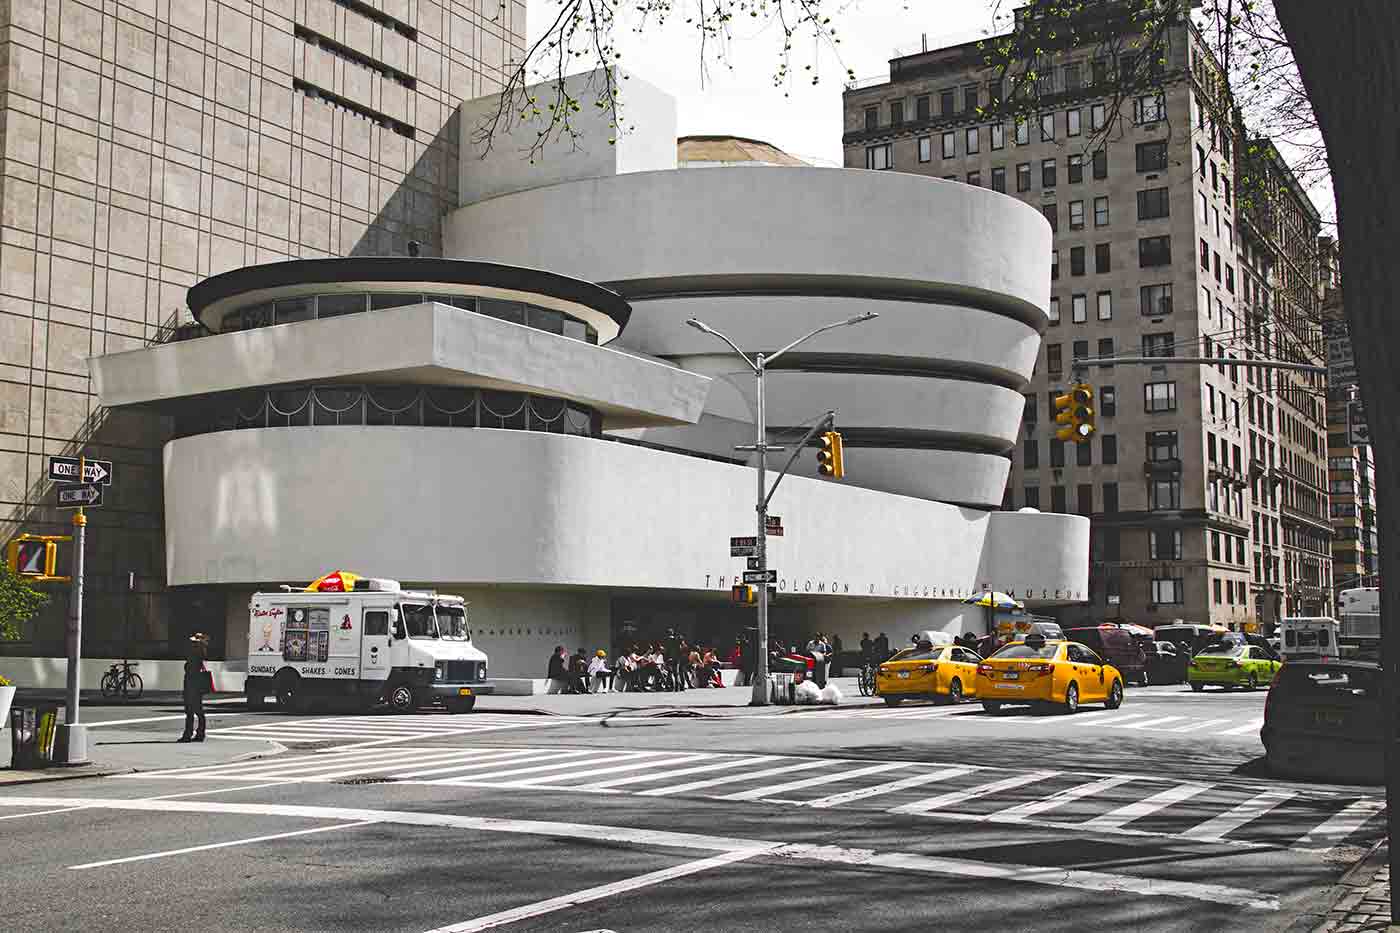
[
  {"left": 1278, "top": 616, "right": 1341, "bottom": 663},
  {"left": 245, "top": 577, "right": 492, "bottom": 713}
]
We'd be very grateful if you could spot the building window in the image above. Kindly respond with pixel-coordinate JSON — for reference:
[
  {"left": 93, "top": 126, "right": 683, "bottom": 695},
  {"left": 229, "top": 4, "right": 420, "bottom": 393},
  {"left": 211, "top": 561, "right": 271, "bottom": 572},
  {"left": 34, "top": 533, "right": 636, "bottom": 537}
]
[
  {"left": 1097, "top": 336, "right": 1113, "bottom": 365},
  {"left": 1070, "top": 247, "right": 1086, "bottom": 277},
  {"left": 966, "top": 127, "right": 980, "bottom": 154},
  {"left": 1024, "top": 438, "right": 1039, "bottom": 469},
  {"left": 864, "top": 107, "right": 878, "bottom": 131},
  {"left": 1200, "top": 192, "right": 1209, "bottom": 224},
  {"left": 1139, "top": 236, "right": 1172, "bottom": 267},
  {"left": 1051, "top": 249, "right": 1059, "bottom": 280},
  {"left": 865, "top": 144, "right": 891, "bottom": 170},
  {"left": 1072, "top": 294, "right": 1087, "bottom": 322},
  {"left": 1051, "top": 438, "right": 1066, "bottom": 468},
  {"left": 1103, "top": 481, "right": 1119, "bottom": 512},
  {"left": 964, "top": 84, "right": 979, "bottom": 114},
  {"left": 1211, "top": 161, "right": 1219, "bottom": 191},
  {"left": 1151, "top": 529, "right": 1184, "bottom": 560},
  {"left": 1042, "top": 158, "right": 1058, "bottom": 188},
  {"left": 1024, "top": 486, "right": 1041, "bottom": 509},
  {"left": 1069, "top": 200, "right": 1085, "bottom": 230},
  {"left": 1134, "top": 93, "right": 1165, "bottom": 123},
  {"left": 1150, "top": 478, "right": 1181, "bottom": 510},
  {"left": 1141, "top": 283, "right": 1172, "bottom": 316},
  {"left": 1072, "top": 338, "right": 1089, "bottom": 362},
  {"left": 942, "top": 131, "right": 956, "bottom": 159},
  {"left": 1015, "top": 118, "right": 1030, "bottom": 145},
  {"left": 1147, "top": 430, "right": 1178, "bottom": 460},
  {"left": 1100, "top": 386, "right": 1116, "bottom": 417},
  {"left": 966, "top": 170, "right": 981, "bottom": 186},
  {"left": 1213, "top": 578, "right": 1223, "bottom": 604},
  {"left": 1041, "top": 112, "right": 1055, "bottom": 141},
  {"left": 1102, "top": 434, "right": 1118, "bottom": 465},
  {"left": 1016, "top": 162, "right": 1031, "bottom": 192},
  {"left": 1043, "top": 204, "right": 1058, "bottom": 232},
  {"left": 1094, "top": 196, "right": 1109, "bottom": 227},
  {"left": 1145, "top": 381, "right": 1177, "bottom": 412},
  {"left": 1143, "top": 332, "right": 1175, "bottom": 357},
  {"left": 940, "top": 88, "right": 956, "bottom": 116},
  {"left": 890, "top": 100, "right": 904, "bottom": 125},
  {"left": 991, "top": 123, "right": 1005, "bottom": 150},
  {"left": 1047, "top": 343, "right": 1062, "bottom": 374},
  {"left": 1137, "top": 187, "right": 1171, "bottom": 220},
  {"left": 918, "top": 137, "right": 931, "bottom": 163},
  {"left": 1213, "top": 251, "right": 1222, "bottom": 282},
  {"left": 1151, "top": 577, "right": 1185, "bottom": 605},
  {"left": 1090, "top": 102, "right": 1106, "bottom": 130},
  {"left": 916, "top": 95, "right": 931, "bottom": 121},
  {"left": 1048, "top": 296, "right": 1061, "bottom": 324},
  {"left": 1023, "top": 393, "right": 1038, "bottom": 423},
  {"left": 1092, "top": 148, "right": 1108, "bottom": 179},
  {"left": 1226, "top": 265, "right": 1236, "bottom": 294},
  {"left": 1199, "top": 238, "right": 1210, "bottom": 270},
  {"left": 1094, "top": 243, "right": 1111, "bottom": 274},
  {"left": 1097, "top": 292, "right": 1113, "bottom": 321},
  {"left": 1136, "top": 140, "right": 1169, "bottom": 172},
  {"left": 1068, "top": 154, "right": 1084, "bottom": 184},
  {"left": 991, "top": 166, "right": 1007, "bottom": 192},
  {"left": 1067, "top": 108, "right": 1082, "bottom": 136},
  {"left": 1077, "top": 483, "right": 1094, "bottom": 514},
  {"left": 1224, "top": 177, "right": 1232, "bottom": 205},
  {"left": 1051, "top": 485, "right": 1068, "bottom": 513}
]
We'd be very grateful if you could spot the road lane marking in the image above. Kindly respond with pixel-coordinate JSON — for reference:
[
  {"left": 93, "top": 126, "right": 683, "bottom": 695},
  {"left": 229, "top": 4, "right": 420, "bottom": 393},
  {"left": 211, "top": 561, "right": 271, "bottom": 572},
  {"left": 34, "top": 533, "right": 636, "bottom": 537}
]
[
  {"left": 506, "top": 752, "right": 703, "bottom": 787},
  {"left": 390, "top": 750, "right": 582, "bottom": 780},
  {"left": 1297, "top": 798, "right": 1387, "bottom": 849},
  {"left": 802, "top": 766, "right": 979, "bottom": 809},
  {"left": 0, "top": 795, "right": 1278, "bottom": 911},
  {"left": 1164, "top": 718, "right": 1234, "bottom": 733},
  {"left": 437, "top": 750, "right": 611, "bottom": 784},
  {"left": 0, "top": 806, "right": 92, "bottom": 821},
  {"left": 578, "top": 756, "right": 781, "bottom": 790},
  {"left": 638, "top": 759, "right": 832, "bottom": 797},
  {"left": 1062, "top": 712, "right": 1156, "bottom": 728},
  {"left": 990, "top": 775, "right": 1136, "bottom": 821},
  {"left": 1181, "top": 791, "right": 1298, "bottom": 842},
  {"left": 84, "top": 713, "right": 243, "bottom": 728},
  {"left": 1114, "top": 715, "right": 1188, "bottom": 730},
  {"left": 717, "top": 762, "right": 909, "bottom": 801},
  {"left": 67, "top": 820, "right": 377, "bottom": 870},
  {"left": 892, "top": 770, "right": 1059, "bottom": 815},
  {"left": 422, "top": 849, "right": 768, "bottom": 932},
  {"left": 1219, "top": 718, "right": 1265, "bottom": 737},
  {"left": 1081, "top": 782, "right": 1212, "bottom": 830},
  {"left": 299, "top": 748, "right": 557, "bottom": 782}
]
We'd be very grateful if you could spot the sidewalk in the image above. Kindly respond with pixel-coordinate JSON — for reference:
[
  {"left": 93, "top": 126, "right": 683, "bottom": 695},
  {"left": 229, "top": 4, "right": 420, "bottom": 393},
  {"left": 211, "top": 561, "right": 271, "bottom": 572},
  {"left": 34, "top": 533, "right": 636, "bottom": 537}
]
[
  {"left": 1309, "top": 842, "right": 1397, "bottom": 933},
  {"left": 476, "top": 677, "right": 881, "bottom": 717}
]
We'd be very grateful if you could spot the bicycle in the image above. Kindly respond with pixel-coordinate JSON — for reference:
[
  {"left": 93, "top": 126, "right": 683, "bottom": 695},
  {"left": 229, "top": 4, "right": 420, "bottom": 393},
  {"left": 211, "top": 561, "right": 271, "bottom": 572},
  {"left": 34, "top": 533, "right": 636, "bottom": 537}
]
[
  {"left": 857, "top": 661, "right": 877, "bottom": 697},
  {"left": 100, "top": 660, "right": 143, "bottom": 700}
]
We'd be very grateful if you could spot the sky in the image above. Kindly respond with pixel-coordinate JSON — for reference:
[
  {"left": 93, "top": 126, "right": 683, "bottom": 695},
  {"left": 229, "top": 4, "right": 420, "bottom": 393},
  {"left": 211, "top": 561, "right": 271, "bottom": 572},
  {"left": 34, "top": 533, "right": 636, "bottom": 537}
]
[{"left": 524, "top": 1, "right": 998, "bottom": 167}]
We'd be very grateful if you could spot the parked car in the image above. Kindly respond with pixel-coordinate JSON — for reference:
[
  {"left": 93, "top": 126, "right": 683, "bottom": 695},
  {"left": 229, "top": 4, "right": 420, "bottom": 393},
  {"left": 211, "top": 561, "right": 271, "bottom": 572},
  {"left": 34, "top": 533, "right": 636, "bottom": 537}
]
[
  {"left": 1147, "top": 640, "right": 1185, "bottom": 684},
  {"left": 1064, "top": 625, "right": 1149, "bottom": 685},
  {"left": 1262, "top": 660, "right": 1382, "bottom": 783}
]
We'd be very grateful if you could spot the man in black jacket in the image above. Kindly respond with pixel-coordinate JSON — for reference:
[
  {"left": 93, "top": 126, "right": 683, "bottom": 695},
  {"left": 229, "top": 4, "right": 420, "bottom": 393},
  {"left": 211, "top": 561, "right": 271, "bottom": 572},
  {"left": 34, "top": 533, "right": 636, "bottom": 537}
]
[
  {"left": 546, "top": 645, "right": 568, "bottom": 695},
  {"left": 178, "top": 632, "right": 209, "bottom": 743}
]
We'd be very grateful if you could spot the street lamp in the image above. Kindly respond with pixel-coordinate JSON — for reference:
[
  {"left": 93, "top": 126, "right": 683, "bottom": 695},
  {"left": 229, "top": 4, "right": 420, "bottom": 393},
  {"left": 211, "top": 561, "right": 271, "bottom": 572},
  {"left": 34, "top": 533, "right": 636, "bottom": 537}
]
[{"left": 686, "top": 311, "right": 879, "bottom": 706}]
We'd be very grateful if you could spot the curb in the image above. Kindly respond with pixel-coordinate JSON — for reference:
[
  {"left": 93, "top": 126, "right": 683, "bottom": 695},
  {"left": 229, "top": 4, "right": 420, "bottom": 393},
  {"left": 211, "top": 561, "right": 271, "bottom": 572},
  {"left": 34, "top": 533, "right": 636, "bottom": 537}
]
[
  {"left": 0, "top": 766, "right": 130, "bottom": 786},
  {"left": 1287, "top": 839, "right": 1390, "bottom": 933}
]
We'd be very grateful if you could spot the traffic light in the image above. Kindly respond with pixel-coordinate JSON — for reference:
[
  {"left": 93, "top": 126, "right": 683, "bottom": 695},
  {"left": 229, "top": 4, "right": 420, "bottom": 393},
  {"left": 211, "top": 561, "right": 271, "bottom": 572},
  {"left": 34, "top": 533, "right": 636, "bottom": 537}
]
[
  {"left": 731, "top": 584, "right": 756, "bottom": 605},
  {"left": 1054, "top": 383, "right": 1096, "bottom": 444},
  {"left": 816, "top": 431, "right": 845, "bottom": 479},
  {"left": 7, "top": 537, "right": 56, "bottom": 578}
]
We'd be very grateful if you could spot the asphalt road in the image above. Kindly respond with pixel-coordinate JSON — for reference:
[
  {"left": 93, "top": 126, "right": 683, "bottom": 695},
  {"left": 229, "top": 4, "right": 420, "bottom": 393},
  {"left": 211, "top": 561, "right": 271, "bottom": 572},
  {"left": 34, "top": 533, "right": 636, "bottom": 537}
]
[{"left": 3, "top": 684, "right": 1382, "bottom": 932}]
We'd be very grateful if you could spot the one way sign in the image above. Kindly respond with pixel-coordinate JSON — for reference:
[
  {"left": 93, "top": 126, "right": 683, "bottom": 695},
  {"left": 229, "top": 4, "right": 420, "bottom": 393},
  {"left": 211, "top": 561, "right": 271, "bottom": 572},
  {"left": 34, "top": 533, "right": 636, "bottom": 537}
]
[
  {"left": 49, "top": 456, "right": 113, "bottom": 485},
  {"left": 56, "top": 483, "right": 103, "bottom": 509}
]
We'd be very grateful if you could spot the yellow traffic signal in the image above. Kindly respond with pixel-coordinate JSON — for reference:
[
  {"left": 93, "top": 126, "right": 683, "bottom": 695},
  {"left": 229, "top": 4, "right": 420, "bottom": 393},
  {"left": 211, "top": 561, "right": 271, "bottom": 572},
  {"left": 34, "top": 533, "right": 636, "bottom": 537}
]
[
  {"left": 1054, "top": 384, "right": 1095, "bottom": 444},
  {"left": 817, "top": 431, "right": 846, "bottom": 479},
  {"left": 7, "top": 537, "right": 56, "bottom": 578},
  {"left": 731, "top": 584, "right": 756, "bottom": 605}
]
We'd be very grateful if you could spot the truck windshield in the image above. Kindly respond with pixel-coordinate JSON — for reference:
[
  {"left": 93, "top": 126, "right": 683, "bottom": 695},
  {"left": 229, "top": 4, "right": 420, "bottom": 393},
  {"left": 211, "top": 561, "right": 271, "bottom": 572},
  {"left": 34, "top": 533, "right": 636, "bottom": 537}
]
[
  {"left": 438, "top": 605, "right": 470, "bottom": 641},
  {"left": 400, "top": 604, "right": 439, "bottom": 639}
]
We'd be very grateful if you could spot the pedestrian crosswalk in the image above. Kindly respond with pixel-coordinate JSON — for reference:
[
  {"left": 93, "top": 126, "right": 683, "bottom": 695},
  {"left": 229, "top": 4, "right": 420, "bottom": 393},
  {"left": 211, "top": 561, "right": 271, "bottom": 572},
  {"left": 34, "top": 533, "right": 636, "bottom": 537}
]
[
  {"left": 130, "top": 741, "right": 1384, "bottom": 853},
  {"left": 805, "top": 703, "right": 1265, "bottom": 737},
  {"left": 208, "top": 713, "right": 590, "bottom": 748}
]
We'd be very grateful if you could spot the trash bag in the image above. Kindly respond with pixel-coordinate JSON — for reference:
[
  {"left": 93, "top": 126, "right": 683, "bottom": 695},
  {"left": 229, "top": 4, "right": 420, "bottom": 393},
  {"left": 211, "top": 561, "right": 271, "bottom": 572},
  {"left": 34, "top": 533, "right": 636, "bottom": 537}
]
[
  {"left": 819, "top": 683, "right": 843, "bottom": 706},
  {"left": 795, "top": 679, "right": 822, "bottom": 705}
]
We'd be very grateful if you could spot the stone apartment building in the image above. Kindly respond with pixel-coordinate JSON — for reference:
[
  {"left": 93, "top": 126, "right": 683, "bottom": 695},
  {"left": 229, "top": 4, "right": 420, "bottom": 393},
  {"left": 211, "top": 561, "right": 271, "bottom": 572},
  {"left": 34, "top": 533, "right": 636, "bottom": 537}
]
[
  {"left": 0, "top": 0, "right": 522, "bottom": 656},
  {"left": 841, "top": 4, "right": 1329, "bottom": 630}
]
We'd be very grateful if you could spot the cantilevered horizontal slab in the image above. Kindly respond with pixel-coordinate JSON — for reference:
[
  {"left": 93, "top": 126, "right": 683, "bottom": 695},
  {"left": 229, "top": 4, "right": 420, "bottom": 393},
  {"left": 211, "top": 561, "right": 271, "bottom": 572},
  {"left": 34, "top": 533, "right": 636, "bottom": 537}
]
[{"left": 91, "top": 302, "right": 710, "bottom": 428}]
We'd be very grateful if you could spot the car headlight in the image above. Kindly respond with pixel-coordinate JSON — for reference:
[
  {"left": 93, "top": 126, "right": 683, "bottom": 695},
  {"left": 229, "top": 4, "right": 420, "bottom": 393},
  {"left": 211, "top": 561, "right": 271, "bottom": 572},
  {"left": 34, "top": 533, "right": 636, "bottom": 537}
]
[{"left": 434, "top": 662, "right": 445, "bottom": 681}]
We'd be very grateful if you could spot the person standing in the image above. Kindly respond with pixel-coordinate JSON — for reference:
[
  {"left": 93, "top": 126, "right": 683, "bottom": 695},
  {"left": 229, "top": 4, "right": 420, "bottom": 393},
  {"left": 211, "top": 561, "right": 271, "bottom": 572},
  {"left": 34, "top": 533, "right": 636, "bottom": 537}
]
[
  {"left": 546, "top": 645, "right": 569, "bottom": 695},
  {"left": 178, "top": 632, "right": 210, "bottom": 743},
  {"left": 873, "top": 631, "right": 890, "bottom": 663},
  {"left": 805, "top": 632, "right": 829, "bottom": 688},
  {"left": 860, "top": 632, "right": 873, "bottom": 664}
]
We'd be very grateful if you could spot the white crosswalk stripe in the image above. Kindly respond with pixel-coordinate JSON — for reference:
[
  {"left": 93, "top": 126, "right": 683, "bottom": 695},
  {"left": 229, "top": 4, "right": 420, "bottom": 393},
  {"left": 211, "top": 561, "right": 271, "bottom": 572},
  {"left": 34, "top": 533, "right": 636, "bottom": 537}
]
[
  {"left": 208, "top": 713, "right": 588, "bottom": 746},
  {"left": 122, "top": 741, "right": 1386, "bottom": 853},
  {"left": 769, "top": 703, "right": 1268, "bottom": 739}
]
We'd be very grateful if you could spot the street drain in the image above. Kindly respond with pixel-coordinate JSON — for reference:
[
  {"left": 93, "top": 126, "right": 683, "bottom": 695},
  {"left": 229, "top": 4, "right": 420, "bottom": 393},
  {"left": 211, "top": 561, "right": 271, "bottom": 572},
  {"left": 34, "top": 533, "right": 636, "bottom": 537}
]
[{"left": 333, "top": 776, "right": 399, "bottom": 785}]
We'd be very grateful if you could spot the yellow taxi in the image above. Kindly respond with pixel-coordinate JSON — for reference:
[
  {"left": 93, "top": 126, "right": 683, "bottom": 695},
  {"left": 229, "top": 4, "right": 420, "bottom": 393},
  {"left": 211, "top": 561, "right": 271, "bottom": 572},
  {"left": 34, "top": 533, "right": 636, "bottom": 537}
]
[
  {"left": 876, "top": 643, "right": 983, "bottom": 706},
  {"left": 974, "top": 634, "right": 1125, "bottom": 714}
]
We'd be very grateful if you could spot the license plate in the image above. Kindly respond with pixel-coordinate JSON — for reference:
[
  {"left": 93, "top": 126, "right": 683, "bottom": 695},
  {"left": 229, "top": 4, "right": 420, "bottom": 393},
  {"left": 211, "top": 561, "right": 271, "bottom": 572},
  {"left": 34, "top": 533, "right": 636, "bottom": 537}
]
[
  {"left": 1003, "top": 672, "right": 1020, "bottom": 680},
  {"left": 996, "top": 683, "right": 1024, "bottom": 691},
  {"left": 898, "top": 671, "right": 911, "bottom": 679},
  {"left": 1314, "top": 711, "right": 1345, "bottom": 727},
  {"left": 458, "top": 688, "right": 473, "bottom": 697}
]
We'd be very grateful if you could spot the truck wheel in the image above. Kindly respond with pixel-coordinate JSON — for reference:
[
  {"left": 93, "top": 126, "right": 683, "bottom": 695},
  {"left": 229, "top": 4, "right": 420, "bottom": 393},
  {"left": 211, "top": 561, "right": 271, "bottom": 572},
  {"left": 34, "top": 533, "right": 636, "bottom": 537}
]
[
  {"left": 1190, "top": 682, "right": 1204, "bottom": 692},
  {"left": 386, "top": 682, "right": 417, "bottom": 714},
  {"left": 447, "top": 697, "right": 476, "bottom": 714},
  {"left": 274, "top": 671, "right": 301, "bottom": 713}
]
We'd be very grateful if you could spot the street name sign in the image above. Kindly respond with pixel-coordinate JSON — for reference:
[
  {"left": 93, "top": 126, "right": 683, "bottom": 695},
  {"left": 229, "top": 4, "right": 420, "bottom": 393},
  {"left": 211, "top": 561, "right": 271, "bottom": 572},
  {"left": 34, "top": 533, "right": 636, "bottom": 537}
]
[
  {"left": 1348, "top": 399, "right": 1371, "bottom": 446},
  {"left": 747, "top": 557, "right": 761, "bottom": 570},
  {"left": 56, "top": 483, "right": 103, "bottom": 509},
  {"left": 1325, "top": 319, "right": 1358, "bottom": 390},
  {"left": 743, "top": 569, "right": 777, "bottom": 584},
  {"left": 49, "top": 456, "right": 113, "bottom": 486},
  {"left": 765, "top": 515, "right": 784, "bottom": 537},
  {"left": 730, "top": 535, "right": 757, "bottom": 557}
]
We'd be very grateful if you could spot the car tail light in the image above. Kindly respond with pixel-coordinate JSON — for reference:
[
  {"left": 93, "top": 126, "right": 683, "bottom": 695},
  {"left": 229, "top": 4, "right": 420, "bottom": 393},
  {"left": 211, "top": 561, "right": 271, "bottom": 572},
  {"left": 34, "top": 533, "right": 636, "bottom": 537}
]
[
  {"left": 977, "top": 664, "right": 994, "bottom": 675},
  {"left": 1026, "top": 663, "right": 1053, "bottom": 673},
  {"left": 1188, "top": 659, "right": 1199, "bottom": 668},
  {"left": 924, "top": 663, "right": 938, "bottom": 673}
]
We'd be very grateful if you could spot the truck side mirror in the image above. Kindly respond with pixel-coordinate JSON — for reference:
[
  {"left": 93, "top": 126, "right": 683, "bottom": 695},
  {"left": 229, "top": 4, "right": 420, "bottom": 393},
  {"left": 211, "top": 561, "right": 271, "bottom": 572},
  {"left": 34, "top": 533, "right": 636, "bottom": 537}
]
[{"left": 393, "top": 622, "right": 406, "bottom": 640}]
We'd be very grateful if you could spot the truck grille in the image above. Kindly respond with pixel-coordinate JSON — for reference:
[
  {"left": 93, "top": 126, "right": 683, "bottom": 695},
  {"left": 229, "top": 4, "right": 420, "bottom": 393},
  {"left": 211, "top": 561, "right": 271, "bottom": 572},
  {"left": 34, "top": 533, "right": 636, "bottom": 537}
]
[{"left": 444, "top": 660, "right": 481, "bottom": 682}]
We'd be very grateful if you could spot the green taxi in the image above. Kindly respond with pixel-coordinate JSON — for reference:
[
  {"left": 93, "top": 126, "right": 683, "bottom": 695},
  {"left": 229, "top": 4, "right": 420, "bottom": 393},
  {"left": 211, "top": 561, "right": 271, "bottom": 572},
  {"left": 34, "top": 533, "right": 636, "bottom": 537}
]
[{"left": 1188, "top": 641, "right": 1282, "bottom": 691}]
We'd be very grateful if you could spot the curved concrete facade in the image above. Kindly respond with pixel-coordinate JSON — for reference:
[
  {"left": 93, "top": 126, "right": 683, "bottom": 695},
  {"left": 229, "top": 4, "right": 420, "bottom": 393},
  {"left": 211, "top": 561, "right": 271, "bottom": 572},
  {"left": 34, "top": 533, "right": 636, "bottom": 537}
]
[{"left": 445, "top": 167, "right": 1051, "bottom": 506}]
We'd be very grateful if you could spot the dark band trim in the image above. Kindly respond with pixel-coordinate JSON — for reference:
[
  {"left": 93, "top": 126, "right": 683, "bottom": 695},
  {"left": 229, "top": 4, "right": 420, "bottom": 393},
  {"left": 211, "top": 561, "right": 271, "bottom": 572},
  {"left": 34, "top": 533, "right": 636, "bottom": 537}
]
[
  {"left": 771, "top": 426, "right": 1014, "bottom": 457},
  {"left": 765, "top": 352, "right": 1027, "bottom": 391},
  {"left": 188, "top": 258, "right": 632, "bottom": 330},
  {"left": 607, "top": 273, "right": 1047, "bottom": 332}
]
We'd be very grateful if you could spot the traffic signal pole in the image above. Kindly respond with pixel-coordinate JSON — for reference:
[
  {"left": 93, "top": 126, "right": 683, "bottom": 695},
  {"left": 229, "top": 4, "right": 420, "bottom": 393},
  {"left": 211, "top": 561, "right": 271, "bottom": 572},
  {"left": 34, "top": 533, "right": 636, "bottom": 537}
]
[{"left": 55, "top": 454, "right": 89, "bottom": 765}]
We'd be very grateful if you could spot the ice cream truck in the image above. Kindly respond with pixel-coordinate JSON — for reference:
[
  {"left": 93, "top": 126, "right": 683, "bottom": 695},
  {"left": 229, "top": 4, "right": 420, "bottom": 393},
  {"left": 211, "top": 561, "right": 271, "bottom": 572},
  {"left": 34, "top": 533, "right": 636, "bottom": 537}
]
[{"left": 245, "top": 572, "right": 492, "bottom": 713}]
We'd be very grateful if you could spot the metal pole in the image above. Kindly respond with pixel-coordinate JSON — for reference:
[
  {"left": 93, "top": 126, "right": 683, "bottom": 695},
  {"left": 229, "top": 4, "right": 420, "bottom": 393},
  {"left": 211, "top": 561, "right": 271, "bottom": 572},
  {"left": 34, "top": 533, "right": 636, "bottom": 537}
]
[
  {"left": 56, "top": 454, "right": 89, "bottom": 764},
  {"left": 752, "top": 353, "right": 770, "bottom": 706}
]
